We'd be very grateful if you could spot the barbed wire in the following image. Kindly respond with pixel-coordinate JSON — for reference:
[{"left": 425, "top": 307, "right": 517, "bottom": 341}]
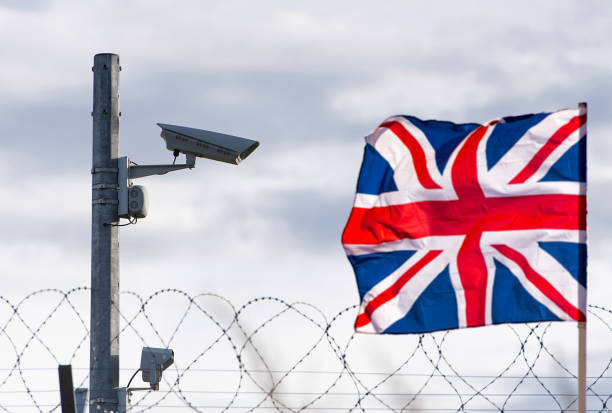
[{"left": 0, "top": 288, "right": 609, "bottom": 412}]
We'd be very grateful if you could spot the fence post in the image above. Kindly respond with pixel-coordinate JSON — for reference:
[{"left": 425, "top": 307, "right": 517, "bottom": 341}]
[
  {"left": 58, "top": 365, "right": 76, "bottom": 413},
  {"left": 577, "top": 101, "right": 587, "bottom": 413},
  {"left": 90, "top": 53, "right": 121, "bottom": 412}
]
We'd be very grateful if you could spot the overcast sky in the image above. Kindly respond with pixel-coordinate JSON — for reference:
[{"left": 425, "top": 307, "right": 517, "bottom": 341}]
[
  {"left": 2, "top": 0, "right": 612, "bottom": 409},
  {"left": 2, "top": 0, "right": 612, "bottom": 365},
  {"left": 3, "top": 0, "right": 611, "bottom": 307}
]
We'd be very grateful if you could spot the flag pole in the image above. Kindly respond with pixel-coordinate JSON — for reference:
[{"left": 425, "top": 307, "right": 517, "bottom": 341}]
[
  {"left": 578, "top": 101, "right": 587, "bottom": 413},
  {"left": 578, "top": 320, "right": 586, "bottom": 413}
]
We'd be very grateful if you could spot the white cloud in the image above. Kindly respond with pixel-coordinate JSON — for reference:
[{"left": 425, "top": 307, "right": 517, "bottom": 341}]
[
  {"left": 2, "top": 0, "right": 608, "bottom": 104},
  {"left": 1, "top": 0, "right": 610, "bottom": 308},
  {"left": 329, "top": 70, "right": 500, "bottom": 123}
]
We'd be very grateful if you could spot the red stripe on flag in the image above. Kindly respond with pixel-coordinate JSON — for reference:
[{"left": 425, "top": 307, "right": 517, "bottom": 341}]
[
  {"left": 457, "top": 231, "right": 488, "bottom": 327},
  {"left": 509, "top": 114, "right": 586, "bottom": 184},
  {"left": 451, "top": 125, "right": 488, "bottom": 199},
  {"left": 354, "top": 250, "right": 443, "bottom": 329},
  {"left": 342, "top": 194, "right": 585, "bottom": 245},
  {"left": 491, "top": 244, "right": 586, "bottom": 321},
  {"left": 380, "top": 121, "right": 442, "bottom": 189}
]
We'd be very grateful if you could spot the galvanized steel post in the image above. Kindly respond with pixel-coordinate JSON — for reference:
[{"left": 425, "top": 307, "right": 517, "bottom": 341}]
[
  {"left": 90, "top": 53, "right": 121, "bottom": 412},
  {"left": 577, "top": 101, "right": 587, "bottom": 413}
]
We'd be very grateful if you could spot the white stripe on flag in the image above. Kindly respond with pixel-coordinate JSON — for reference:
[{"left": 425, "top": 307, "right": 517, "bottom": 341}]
[{"left": 358, "top": 250, "right": 450, "bottom": 333}]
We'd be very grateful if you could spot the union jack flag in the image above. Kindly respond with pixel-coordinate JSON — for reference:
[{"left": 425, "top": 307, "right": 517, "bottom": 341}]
[{"left": 342, "top": 108, "right": 587, "bottom": 334}]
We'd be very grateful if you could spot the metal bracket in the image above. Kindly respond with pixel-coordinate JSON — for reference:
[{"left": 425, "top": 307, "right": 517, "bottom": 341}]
[
  {"left": 128, "top": 154, "right": 195, "bottom": 179},
  {"left": 91, "top": 167, "right": 119, "bottom": 174},
  {"left": 116, "top": 387, "right": 129, "bottom": 413},
  {"left": 118, "top": 156, "right": 131, "bottom": 218},
  {"left": 118, "top": 154, "right": 195, "bottom": 218},
  {"left": 74, "top": 388, "right": 88, "bottom": 413},
  {"left": 92, "top": 198, "right": 119, "bottom": 205},
  {"left": 89, "top": 397, "right": 118, "bottom": 404},
  {"left": 93, "top": 184, "right": 120, "bottom": 190}
]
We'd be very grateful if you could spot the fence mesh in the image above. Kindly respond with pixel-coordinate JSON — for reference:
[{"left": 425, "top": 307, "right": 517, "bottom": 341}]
[{"left": 0, "top": 288, "right": 610, "bottom": 412}]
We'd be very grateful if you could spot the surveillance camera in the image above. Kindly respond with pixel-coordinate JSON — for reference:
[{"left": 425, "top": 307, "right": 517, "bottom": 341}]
[
  {"left": 140, "top": 347, "right": 174, "bottom": 390},
  {"left": 158, "top": 123, "right": 259, "bottom": 165}
]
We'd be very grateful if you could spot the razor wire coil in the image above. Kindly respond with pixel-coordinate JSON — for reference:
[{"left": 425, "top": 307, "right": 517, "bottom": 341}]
[{"left": 0, "top": 288, "right": 610, "bottom": 412}]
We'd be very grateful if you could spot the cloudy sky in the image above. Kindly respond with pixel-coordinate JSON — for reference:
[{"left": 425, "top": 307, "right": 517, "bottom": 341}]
[
  {"left": 3, "top": 0, "right": 611, "bottom": 306},
  {"left": 2, "top": 0, "right": 612, "bottom": 409}
]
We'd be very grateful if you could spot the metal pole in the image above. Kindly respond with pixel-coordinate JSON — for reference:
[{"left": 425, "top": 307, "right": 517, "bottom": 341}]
[
  {"left": 577, "top": 101, "right": 587, "bottom": 413},
  {"left": 58, "top": 365, "right": 76, "bottom": 413},
  {"left": 90, "top": 53, "right": 121, "bottom": 412},
  {"left": 578, "top": 321, "right": 586, "bottom": 413}
]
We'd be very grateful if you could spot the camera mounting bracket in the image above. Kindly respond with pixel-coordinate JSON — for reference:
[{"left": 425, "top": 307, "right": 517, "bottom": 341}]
[{"left": 117, "top": 154, "right": 195, "bottom": 218}]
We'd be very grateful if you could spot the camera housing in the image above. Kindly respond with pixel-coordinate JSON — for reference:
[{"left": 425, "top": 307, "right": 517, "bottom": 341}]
[
  {"left": 158, "top": 123, "right": 259, "bottom": 165},
  {"left": 117, "top": 123, "right": 260, "bottom": 221},
  {"left": 140, "top": 347, "right": 174, "bottom": 390}
]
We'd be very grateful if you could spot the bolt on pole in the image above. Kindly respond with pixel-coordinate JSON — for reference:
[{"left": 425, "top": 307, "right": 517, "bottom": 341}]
[{"left": 90, "top": 53, "right": 121, "bottom": 412}]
